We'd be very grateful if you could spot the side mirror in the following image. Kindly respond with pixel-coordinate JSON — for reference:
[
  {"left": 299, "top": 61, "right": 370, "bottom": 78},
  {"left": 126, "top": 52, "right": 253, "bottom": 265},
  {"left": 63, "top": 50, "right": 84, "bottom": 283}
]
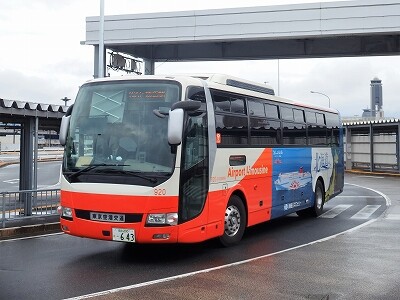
[
  {"left": 59, "top": 116, "right": 71, "bottom": 146},
  {"left": 59, "top": 105, "right": 73, "bottom": 146},
  {"left": 168, "top": 108, "right": 184, "bottom": 145},
  {"left": 168, "top": 100, "right": 201, "bottom": 145}
]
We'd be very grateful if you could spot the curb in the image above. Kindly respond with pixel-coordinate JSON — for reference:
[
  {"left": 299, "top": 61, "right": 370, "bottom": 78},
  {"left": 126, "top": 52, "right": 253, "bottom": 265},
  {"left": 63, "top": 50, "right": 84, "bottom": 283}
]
[
  {"left": 0, "top": 157, "right": 62, "bottom": 168},
  {"left": 345, "top": 169, "right": 400, "bottom": 177},
  {"left": 0, "top": 222, "right": 61, "bottom": 240}
]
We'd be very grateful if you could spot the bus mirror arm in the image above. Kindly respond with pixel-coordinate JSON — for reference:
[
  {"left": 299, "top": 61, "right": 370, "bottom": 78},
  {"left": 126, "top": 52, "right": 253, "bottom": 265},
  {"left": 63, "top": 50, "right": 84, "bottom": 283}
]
[
  {"left": 171, "top": 100, "right": 201, "bottom": 112},
  {"left": 153, "top": 109, "right": 167, "bottom": 118},
  {"left": 170, "top": 144, "right": 177, "bottom": 154}
]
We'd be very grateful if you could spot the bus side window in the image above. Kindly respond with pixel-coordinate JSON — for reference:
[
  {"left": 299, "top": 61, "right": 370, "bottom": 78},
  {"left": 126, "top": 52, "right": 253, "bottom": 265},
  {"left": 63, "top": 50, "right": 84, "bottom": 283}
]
[
  {"left": 316, "top": 113, "right": 325, "bottom": 125},
  {"left": 250, "top": 118, "right": 281, "bottom": 146},
  {"left": 265, "top": 103, "right": 279, "bottom": 119},
  {"left": 230, "top": 97, "right": 246, "bottom": 114},
  {"left": 293, "top": 109, "right": 305, "bottom": 123},
  {"left": 215, "top": 114, "right": 248, "bottom": 146},
  {"left": 248, "top": 100, "right": 265, "bottom": 117},
  {"left": 306, "top": 111, "right": 316, "bottom": 124},
  {"left": 280, "top": 106, "right": 294, "bottom": 121},
  {"left": 213, "top": 93, "right": 231, "bottom": 112},
  {"left": 282, "top": 122, "right": 307, "bottom": 145},
  {"left": 308, "top": 124, "right": 327, "bottom": 146}
]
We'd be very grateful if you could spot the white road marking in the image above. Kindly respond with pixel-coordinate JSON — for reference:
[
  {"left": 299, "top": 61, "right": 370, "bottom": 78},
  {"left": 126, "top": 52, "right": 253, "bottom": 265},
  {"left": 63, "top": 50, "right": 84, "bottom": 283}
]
[
  {"left": 385, "top": 214, "right": 400, "bottom": 220},
  {"left": 3, "top": 179, "right": 19, "bottom": 184},
  {"left": 336, "top": 196, "right": 382, "bottom": 198},
  {"left": 319, "top": 204, "right": 352, "bottom": 218},
  {"left": 351, "top": 205, "right": 381, "bottom": 219},
  {"left": 0, "top": 232, "right": 63, "bottom": 243},
  {"left": 344, "top": 183, "right": 391, "bottom": 206}
]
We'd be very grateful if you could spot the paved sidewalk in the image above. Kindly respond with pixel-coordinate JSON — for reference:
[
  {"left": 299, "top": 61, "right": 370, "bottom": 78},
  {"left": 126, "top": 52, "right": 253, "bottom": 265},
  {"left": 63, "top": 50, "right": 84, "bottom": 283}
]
[{"left": 0, "top": 215, "right": 60, "bottom": 239}]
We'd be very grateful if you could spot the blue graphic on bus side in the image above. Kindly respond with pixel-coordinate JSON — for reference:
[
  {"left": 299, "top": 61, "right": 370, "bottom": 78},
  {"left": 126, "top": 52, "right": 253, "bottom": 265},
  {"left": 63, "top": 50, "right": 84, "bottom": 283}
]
[{"left": 271, "top": 148, "right": 313, "bottom": 219}]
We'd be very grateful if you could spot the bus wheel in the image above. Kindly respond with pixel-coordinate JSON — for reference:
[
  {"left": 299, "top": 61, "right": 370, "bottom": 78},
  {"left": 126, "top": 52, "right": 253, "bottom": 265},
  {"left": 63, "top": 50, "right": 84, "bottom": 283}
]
[
  {"left": 219, "top": 195, "right": 246, "bottom": 247},
  {"left": 312, "top": 180, "right": 325, "bottom": 217},
  {"left": 296, "top": 180, "right": 325, "bottom": 217}
]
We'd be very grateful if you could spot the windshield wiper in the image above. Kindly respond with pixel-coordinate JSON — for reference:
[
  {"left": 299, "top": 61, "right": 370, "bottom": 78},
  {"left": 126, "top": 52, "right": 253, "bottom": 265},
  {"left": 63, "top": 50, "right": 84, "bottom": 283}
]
[
  {"left": 67, "top": 163, "right": 128, "bottom": 180},
  {"left": 104, "top": 169, "right": 158, "bottom": 183}
]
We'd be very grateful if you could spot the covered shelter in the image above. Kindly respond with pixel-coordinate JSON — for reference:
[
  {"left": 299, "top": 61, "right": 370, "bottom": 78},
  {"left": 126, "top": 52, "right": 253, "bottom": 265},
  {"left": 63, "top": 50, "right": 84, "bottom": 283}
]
[{"left": 0, "top": 99, "right": 67, "bottom": 214}]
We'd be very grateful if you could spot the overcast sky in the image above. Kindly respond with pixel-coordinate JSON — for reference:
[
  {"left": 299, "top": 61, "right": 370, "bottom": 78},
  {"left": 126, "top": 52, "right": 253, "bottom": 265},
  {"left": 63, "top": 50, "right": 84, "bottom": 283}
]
[{"left": 0, "top": 0, "right": 399, "bottom": 118}]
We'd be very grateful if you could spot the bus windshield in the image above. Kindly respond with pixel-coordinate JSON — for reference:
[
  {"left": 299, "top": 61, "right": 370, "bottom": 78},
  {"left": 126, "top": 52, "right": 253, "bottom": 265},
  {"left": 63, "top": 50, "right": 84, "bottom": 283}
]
[{"left": 62, "top": 80, "right": 181, "bottom": 185}]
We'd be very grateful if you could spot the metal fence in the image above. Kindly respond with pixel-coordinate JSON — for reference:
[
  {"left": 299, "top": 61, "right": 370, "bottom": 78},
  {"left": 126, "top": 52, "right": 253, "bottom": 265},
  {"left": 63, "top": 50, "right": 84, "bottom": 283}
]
[{"left": 1, "top": 188, "right": 60, "bottom": 228}]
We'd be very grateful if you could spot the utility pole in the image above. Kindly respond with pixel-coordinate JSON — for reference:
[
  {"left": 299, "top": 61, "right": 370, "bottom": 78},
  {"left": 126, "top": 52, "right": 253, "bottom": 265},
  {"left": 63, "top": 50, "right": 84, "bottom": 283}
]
[{"left": 99, "top": 0, "right": 105, "bottom": 78}]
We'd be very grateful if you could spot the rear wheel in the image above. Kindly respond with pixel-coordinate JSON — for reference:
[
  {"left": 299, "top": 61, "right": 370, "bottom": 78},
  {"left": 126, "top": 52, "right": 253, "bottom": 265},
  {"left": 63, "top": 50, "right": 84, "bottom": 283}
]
[
  {"left": 296, "top": 180, "right": 325, "bottom": 217},
  {"left": 312, "top": 180, "right": 325, "bottom": 217},
  {"left": 219, "top": 195, "right": 246, "bottom": 247}
]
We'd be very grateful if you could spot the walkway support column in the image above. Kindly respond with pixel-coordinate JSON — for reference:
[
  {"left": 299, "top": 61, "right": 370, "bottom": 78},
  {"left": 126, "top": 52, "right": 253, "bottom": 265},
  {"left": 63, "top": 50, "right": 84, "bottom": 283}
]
[
  {"left": 369, "top": 123, "right": 374, "bottom": 172},
  {"left": 397, "top": 122, "right": 400, "bottom": 173},
  {"left": 19, "top": 118, "right": 34, "bottom": 216},
  {"left": 144, "top": 59, "right": 155, "bottom": 75},
  {"left": 345, "top": 126, "right": 352, "bottom": 170}
]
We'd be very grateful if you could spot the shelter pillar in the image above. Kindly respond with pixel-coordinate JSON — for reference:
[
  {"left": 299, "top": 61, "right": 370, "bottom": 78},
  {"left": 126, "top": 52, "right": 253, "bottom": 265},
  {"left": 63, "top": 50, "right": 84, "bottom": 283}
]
[
  {"left": 369, "top": 124, "right": 374, "bottom": 172},
  {"left": 397, "top": 123, "right": 400, "bottom": 172},
  {"left": 19, "top": 117, "right": 34, "bottom": 216},
  {"left": 345, "top": 126, "right": 352, "bottom": 170},
  {"left": 144, "top": 59, "right": 155, "bottom": 75}
]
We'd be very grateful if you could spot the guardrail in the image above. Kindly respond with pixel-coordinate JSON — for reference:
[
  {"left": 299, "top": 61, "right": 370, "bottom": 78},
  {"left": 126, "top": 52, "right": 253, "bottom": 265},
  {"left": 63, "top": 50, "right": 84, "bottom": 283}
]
[{"left": 1, "top": 188, "right": 60, "bottom": 228}]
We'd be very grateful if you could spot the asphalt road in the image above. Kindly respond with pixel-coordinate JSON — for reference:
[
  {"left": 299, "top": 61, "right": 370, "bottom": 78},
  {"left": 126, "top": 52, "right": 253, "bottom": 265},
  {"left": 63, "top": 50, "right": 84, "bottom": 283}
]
[
  {"left": 0, "top": 180, "right": 390, "bottom": 300},
  {"left": 0, "top": 161, "right": 61, "bottom": 191}
]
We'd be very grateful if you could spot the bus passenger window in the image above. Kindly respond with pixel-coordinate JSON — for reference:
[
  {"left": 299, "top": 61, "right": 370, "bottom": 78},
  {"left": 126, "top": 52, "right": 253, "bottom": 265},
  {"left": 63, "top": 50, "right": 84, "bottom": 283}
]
[
  {"left": 248, "top": 100, "right": 265, "bottom": 117},
  {"left": 308, "top": 125, "right": 328, "bottom": 146},
  {"left": 282, "top": 122, "right": 306, "bottom": 145},
  {"left": 215, "top": 114, "right": 248, "bottom": 146},
  {"left": 306, "top": 111, "right": 317, "bottom": 124},
  {"left": 316, "top": 113, "right": 325, "bottom": 125},
  {"left": 280, "top": 107, "right": 294, "bottom": 121},
  {"left": 293, "top": 109, "right": 305, "bottom": 123},
  {"left": 230, "top": 97, "right": 246, "bottom": 114},
  {"left": 265, "top": 103, "right": 279, "bottom": 119},
  {"left": 213, "top": 93, "right": 230, "bottom": 112},
  {"left": 250, "top": 118, "right": 280, "bottom": 146}
]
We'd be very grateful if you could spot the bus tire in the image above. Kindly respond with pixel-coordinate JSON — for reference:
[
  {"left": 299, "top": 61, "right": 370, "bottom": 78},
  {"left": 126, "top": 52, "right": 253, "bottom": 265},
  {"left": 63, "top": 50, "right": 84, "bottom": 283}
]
[
  {"left": 296, "top": 180, "right": 325, "bottom": 217},
  {"left": 312, "top": 180, "right": 325, "bottom": 217},
  {"left": 219, "top": 195, "right": 246, "bottom": 247}
]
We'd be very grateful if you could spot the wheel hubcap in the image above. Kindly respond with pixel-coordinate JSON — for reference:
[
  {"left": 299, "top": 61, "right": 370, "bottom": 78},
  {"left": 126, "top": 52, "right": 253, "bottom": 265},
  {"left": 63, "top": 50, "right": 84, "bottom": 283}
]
[
  {"left": 224, "top": 205, "right": 241, "bottom": 237},
  {"left": 316, "top": 187, "right": 323, "bottom": 210}
]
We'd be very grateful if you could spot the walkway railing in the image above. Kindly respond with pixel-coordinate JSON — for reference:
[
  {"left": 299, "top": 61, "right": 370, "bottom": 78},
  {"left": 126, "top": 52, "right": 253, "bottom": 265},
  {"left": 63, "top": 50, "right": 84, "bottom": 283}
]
[{"left": 1, "top": 188, "right": 60, "bottom": 228}]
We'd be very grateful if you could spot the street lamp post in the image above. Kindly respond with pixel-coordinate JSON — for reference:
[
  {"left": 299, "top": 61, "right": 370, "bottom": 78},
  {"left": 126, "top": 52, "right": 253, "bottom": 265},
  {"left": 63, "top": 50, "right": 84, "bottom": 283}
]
[
  {"left": 61, "top": 97, "right": 71, "bottom": 106},
  {"left": 310, "top": 91, "right": 331, "bottom": 108}
]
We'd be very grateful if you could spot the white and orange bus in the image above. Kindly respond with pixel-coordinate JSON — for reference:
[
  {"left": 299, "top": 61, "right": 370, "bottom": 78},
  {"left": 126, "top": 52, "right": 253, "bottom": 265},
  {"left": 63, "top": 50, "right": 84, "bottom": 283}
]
[{"left": 58, "top": 74, "right": 344, "bottom": 246}]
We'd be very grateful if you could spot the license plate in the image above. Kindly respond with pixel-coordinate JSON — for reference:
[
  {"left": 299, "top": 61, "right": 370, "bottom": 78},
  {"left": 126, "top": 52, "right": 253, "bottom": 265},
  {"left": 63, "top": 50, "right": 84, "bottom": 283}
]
[
  {"left": 112, "top": 228, "right": 135, "bottom": 243},
  {"left": 90, "top": 212, "right": 125, "bottom": 223}
]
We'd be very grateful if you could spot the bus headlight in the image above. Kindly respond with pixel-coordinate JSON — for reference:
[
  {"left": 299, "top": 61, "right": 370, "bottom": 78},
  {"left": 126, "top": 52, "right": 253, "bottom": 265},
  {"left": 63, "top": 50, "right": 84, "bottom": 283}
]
[
  {"left": 58, "top": 206, "right": 73, "bottom": 220},
  {"left": 146, "top": 213, "right": 178, "bottom": 226}
]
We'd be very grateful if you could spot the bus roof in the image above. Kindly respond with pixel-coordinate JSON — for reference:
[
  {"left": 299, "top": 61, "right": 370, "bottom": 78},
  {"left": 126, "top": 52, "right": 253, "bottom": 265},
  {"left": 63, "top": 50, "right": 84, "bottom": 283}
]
[{"left": 83, "top": 74, "right": 338, "bottom": 114}]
